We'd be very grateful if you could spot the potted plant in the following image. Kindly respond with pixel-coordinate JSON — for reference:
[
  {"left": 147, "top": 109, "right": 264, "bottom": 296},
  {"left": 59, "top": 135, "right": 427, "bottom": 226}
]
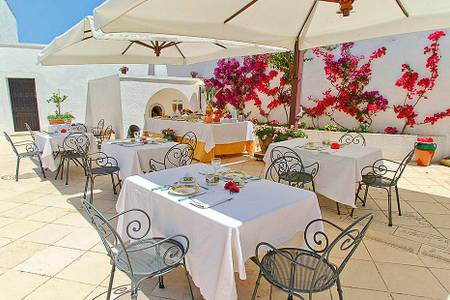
[
  {"left": 415, "top": 137, "right": 437, "bottom": 166},
  {"left": 46, "top": 91, "right": 74, "bottom": 124},
  {"left": 162, "top": 128, "right": 176, "bottom": 141},
  {"left": 119, "top": 66, "right": 129, "bottom": 74},
  {"left": 255, "top": 124, "right": 305, "bottom": 153}
]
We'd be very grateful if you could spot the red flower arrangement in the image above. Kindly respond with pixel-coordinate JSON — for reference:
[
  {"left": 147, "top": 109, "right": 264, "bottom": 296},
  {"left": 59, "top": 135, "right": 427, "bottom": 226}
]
[
  {"left": 417, "top": 137, "right": 434, "bottom": 143},
  {"left": 392, "top": 31, "right": 449, "bottom": 133},
  {"left": 224, "top": 181, "right": 240, "bottom": 193},
  {"left": 384, "top": 127, "right": 398, "bottom": 134},
  {"left": 60, "top": 128, "right": 67, "bottom": 133}
]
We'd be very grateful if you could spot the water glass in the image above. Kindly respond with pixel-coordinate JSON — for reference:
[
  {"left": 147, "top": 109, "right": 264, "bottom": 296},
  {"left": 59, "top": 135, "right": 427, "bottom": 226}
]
[{"left": 211, "top": 158, "right": 221, "bottom": 173}]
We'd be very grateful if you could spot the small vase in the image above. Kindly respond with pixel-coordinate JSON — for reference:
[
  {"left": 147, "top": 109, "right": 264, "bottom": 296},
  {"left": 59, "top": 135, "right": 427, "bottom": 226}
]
[
  {"left": 258, "top": 136, "right": 273, "bottom": 153},
  {"left": 415, "top": 149, "right": 435, "bottom": 166}
]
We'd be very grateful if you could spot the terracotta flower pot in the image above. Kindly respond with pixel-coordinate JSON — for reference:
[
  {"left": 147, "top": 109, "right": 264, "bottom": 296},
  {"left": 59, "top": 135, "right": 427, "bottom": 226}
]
[
  {"left": 415, "top": 149, "right": 435, "bottom": 166},
  {"left": 48, "top": 119, "right": 65, "bottom": 125},
  {"left": 258, "top": 136, "right": 273, "bottom": 154}
]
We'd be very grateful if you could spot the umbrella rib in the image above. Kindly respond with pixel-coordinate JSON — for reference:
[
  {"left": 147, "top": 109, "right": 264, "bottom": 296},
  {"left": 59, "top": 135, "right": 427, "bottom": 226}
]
[
  {"left": 121, "top": 42, "right": 135, "bottom": 55},
  {"left": 296, "top": 0, "right": 320, "bottom": 40},
  {"left": 214, "top": 42, "right": 227, "bottom": 49},
  {"left": 224, "top": 0, "right": 258, "bottom": 24},
  {"left": 394, "top": 0, "right": 409, "bottom": 17},
  {"left": 175, "top": 44, "right": 186, "bottom": 59}
]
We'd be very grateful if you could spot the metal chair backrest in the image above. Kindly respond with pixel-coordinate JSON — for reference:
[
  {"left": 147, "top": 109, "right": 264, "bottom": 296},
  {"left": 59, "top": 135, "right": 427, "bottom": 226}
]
[
  {"left": 392, "top": 148, "right": 415, "bottom": 184},
  {"left": 304, "top": 213, "right": 373, "bottom": 278},
  {"left": 81, "top": 200, "right": 134, "bottom": 274},
  {"left": 3, "top": 131, "right": 18, "bottom": 156},
  {"left": 127, "top": 125, "right": 140, "bottom": 138},
  {"left": 265, "top": 146, "right": 306, "bottom": 184},
  {"left": 25, "top": 123, "right": 35, "bottom": 142},
  {"left": 96, "top": 119, "right": 105, "bottom": 132},
  {"left": 180, "top": 131, "right": 197, "bottom": 152},
  {"left": 62, "top": 132, "right": 90, "bottom": 154},
  {"left": 70, "top": 123, "right": 88, "bottom": 133},
  {"left": 339, "top": 132, "right": 366, "bottom": 146},
  {"left": 163, "top": 143, "right": 194, "bottom": 169}
]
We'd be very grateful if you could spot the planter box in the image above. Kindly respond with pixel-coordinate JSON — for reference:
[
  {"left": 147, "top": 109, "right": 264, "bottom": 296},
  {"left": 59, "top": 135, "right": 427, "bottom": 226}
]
[{"left": 302, "top": 129, "right": 447, "bottom": 162}]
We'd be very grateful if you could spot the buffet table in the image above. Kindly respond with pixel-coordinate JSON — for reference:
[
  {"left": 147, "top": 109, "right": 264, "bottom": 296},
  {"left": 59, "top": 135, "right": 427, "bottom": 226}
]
[
  {"left": 264, "top": 138, "right": 383, "bottom": 207},
  {"left": 144, "top": 118, "right": 256, "bottom": 162},
  {"left": 116, "top": 164, "right": 323, "bottom": 300}
]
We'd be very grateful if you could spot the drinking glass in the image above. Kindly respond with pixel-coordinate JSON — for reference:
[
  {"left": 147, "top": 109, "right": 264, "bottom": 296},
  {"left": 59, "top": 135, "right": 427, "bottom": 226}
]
[
  {"left": 211, "top": 157, "right": 221, "bottom": 173},
  {"left": 171, "top": 102, "right": 178, "bottom": 116},
  {"left": 177, "top": 102, "right": 183, "bottom": 114}
]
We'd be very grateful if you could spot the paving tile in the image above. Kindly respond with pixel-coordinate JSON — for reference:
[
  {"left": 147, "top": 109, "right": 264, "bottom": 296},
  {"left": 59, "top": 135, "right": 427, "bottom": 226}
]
[
  {"left": 394, "top": 227, "right": 449, "bottom": 250},
  {"left": 418, "top": 245, "right": 450, "bottom": 270},
  {"left": 364, "top": 239, "right": 424, "bottom": 266},
  {"left": 0, "top": 219, "right": 45, "bottom": 239},
  {"left": 21, "top": 223, "right": 73, "bottom": 244},
  {"left": 0, "top": 236, "right": 12, "bottom": 247},
  {"left": 340, "top": 259, "right": 387, "bottom": 291},
  {"left": 376, "top": 262, "right": 448, "bottom": 299},
  {"left": 408, "top": 200, "right": 450, "bottom": 215},
  {"left": 25, "top": 206, "right": 72, "bottom": 222},
  {"left": 0, "top": 204, "right": 47, "bottom": 219},
  {"left": 23, "top": 278, "right": 95, "bottom": 300},
  {"left": 429, "top": 268, "right": 450, "bottom": 293},
  {"left": 0, "top": 201, "right": 21, "bottom": 213},
  {"left": 54, "top": 212, "right": 92, "bottom": 227},
  {"left": 55, "top": 227, "right": 101, "bottom": 250},
  {"left": 391, "top": 293, "right": 444, "bottom": 300},
  {"left": 0, "top": 216, "right": 14, "bottom": 228},
  {"left": 0, "top": 270, "right": 49, "bottom": 300},
  {"left": 56, "top": 251, "right": 111, "bottom": 285},
  {"left": 0, "top": 240, "right": 47, "bottom": 268},
  {"left": 422, "top": 213, "right": 450, "bottom": 229},
  {"left": 15, "top": 246, "right": 84, "bottom": 276},
  {"left": 330, "top": 286, "right": 391, "bottom": 300}
]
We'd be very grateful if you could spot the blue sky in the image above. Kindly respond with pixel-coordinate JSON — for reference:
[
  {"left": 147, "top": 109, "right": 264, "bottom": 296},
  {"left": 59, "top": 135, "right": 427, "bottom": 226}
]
[{"left": 6, "top": 0, "right": 105, "bottom": 44}]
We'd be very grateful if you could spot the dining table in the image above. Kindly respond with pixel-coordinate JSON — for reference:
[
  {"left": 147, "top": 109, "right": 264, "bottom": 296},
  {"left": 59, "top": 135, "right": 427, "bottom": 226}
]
[
  {"left": 34, "top": 131, "right": 97, "bottom": 171},
  {"left": 116, "top": 163, "right": 323, "bottom": 300},
  {"left": 144, "top": 117, "right": 256, "bottom": 162},
  {"left": 102, "top": 139, "right": 179, "bottom": 178},
  {"left": 263, "top": 138, "right": 383, "bottom": 207}
]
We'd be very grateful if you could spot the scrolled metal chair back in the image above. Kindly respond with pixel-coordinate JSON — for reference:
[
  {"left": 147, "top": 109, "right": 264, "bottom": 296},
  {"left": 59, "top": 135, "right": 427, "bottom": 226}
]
[
  {"left": 62, "top": 132, "right": 90, "bottom": 154},
  {"left": 70, "top": 123, "right": 88, "bottom": 133},
  {"left": 163, "top": 143, "right": 194, "bottom": 169},
  {"left": 304, "top": 213, "right": 373, "bottom": 276},
  {"left": 96, "top": 119, "right": 105, "bottom": 132},
  {"left": 81, "top": 200, "right": 134, "bottom": 273},
  {"left": 3, "top": 131, "right": 19, "bottom": 155},
  {"left": 25, "top": 123, "right": 36, "bottom": 142},
  {"left": 339, "top": 132, "right": 366, "bottom": 146},
  {"left": 265, "top": 146, "right": 307, "bottom": 187},
  {"left": 180, "top": 131, "right": 197, "bottom": 152}
]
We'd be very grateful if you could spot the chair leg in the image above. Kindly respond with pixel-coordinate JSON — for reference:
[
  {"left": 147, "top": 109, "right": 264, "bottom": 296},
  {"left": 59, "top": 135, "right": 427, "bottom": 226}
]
[
  {"left": 65, "top": 158, "right": 70, "bottom": 185},
  {"left": 83, "top": 175, "right": 89, "bottom": 199},
  {"left": 287, "top": 294, "right": 293, "bottom": 300},
  {"left": 158, "top": 276, "right": 165, "bottom": 289},
  {"left": 55, "top": 157, "right": 63, "bottom": 180},
  {"left": 106, "top": 263, "right": 116, "bottom": 300},
  {"left": 311, "top": 180, "right": 316, "bottom": 192},
  {"left": 183, "top": 260, "right": 194, "bottom": 300},
  {"left": 336, "top": 276, "right": 344, "bottom": 300},
  {"left": 251, "top": 271, "right": 263, "bottom": 300},
  {"left": 89, "top": 177, "right": 95, "bottom": 204},
  {"left": 362, "top": 185, "right": 369, "bottom": 207},
  {"left": 387, "top": 188, "right": 393, "bottom": 227},
  {"left": 336, "top": 203, "right": 341, "bottom": 215},
  {"left": 60, "top": 157, "right": 64, "bottom": 180},
  {"left": 130, "top": 284, "right": 138, "bottom": 300},
  {"left": 111, "top": 173, "right": 117, "bottom": 194},
  {"left": 37, "top": 156, "right": 46, "bottom": 179},
  {"left": 15, "top": 158, "right": 20, "bottom": 181},
  {"left": 395, "top": 185, "right": 402, "bottom": 216}
]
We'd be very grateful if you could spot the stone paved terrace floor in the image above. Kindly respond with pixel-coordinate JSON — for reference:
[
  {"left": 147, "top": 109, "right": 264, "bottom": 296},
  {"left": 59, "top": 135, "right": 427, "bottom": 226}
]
[{"left": 0, "top": 136, "right": 449, "bottom": 300}]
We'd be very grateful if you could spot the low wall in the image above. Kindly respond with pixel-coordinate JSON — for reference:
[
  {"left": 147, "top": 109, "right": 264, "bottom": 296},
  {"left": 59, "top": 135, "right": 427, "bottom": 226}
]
[{"left": 302, "top": 129, "right": 447, "bottom": 162}]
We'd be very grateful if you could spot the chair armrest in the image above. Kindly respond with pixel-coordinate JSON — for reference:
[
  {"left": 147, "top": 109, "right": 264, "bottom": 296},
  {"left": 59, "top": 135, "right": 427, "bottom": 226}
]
[
  {"left": 14, "top": 140, "right": 35, "bottom": 146},
  {"left": 14, "top": 141, "right": 38, "bottom": 153},
  {"left": 303, "top": 162, "right": 320, "bottom": 178},
  {"left": 108, "top": 208, "right": 151, "bottom": 240},
  {"left": 149, "top": 158, "right": 165, "bottom": 172}
]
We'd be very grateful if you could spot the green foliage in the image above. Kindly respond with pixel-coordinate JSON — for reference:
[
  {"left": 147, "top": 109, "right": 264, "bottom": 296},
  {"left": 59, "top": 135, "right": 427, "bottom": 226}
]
[
  {"left": 324, "top": 124, "right": 338, "bottom": 131},
  {"left": 47, "top": 113, "right": 75, "bottom": 120},
  {"left": 46, "top": 91, "right": 68, "bottom": 116}
]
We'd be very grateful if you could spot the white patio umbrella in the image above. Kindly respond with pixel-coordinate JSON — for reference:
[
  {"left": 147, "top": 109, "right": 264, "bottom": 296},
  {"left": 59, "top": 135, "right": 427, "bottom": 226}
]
[
  {"left": 92, "top": 0, "right": 450, "bottom": 126},
  {"left": 93, "top": 0, "right": 450, "bottom": 51},
  {"left": 38, "top": 17, "right": 285, "bottom": 66}
]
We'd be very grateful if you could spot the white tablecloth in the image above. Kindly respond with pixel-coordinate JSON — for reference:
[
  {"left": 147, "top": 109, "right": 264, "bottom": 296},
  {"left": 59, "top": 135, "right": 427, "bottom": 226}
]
[
  {"left": 102, "top": 141, "right": 178, "bottom": 178},
  {"left": 34, "top": 132, "right": 97, "bottom": 172},
  {"left": 144, "top": 118, "right": 255, "bottom": 152},
  {"left": 264, "top": 138, "right": 383, "bottom": 207},
  {"left": 116, "top": 164, "right": 323, "bottom": 300}
]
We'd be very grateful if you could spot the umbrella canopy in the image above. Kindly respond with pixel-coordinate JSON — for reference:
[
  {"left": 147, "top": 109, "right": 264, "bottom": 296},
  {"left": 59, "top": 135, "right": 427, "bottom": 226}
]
[
  {"left": 38, "top": 17, "right": 285, "bottom": 66},
  {"left": 93, "top": 0, "right": 450, "bottom": 50}
]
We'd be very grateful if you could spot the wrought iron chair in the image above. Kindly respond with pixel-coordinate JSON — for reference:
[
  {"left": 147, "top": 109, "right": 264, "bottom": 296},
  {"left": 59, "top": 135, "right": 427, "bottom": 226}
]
[
  {"left": 127, "top": 125, "right": 140, "bottom": 138},
  {"left": 180, "top": 131, "right": 198, "bottom": 152},
  {"left": 70, "top": 123, "right": 88, "bottom": 133},
  {"left": 92, "top": 119, "right": 105, "bottom": 136},
  {"left": 82, "top": 151, "right": 121, "bottom": 203},
  {"left": 149, "top": 143, "right": 194, "bottom": 172},
  {"left": 265, "top": 146, "right": 319, "bottom": 191},
  {"left": 55, "top": 132, "right": 90, "bottom": 185},
  {"left": 81, "top": 200, "right": 193, "bottom": 300},
  {"left": 3, "top": 131, "right": 46, "bottom": 181},
  {"left": 251, "top": 213, "right": 373, "bottom": 300},
  {"left": 25, "top": 122, "right": 36, "bottom": 142},
  {"left": 338, "top": 132, "right": 366, "bottom": 146},
  {"left": 352, "top": 149, "right": 415, "bottom": 226}
]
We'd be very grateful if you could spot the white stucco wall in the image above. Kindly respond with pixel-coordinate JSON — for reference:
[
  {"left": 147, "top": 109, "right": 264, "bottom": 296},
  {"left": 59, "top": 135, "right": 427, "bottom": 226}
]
[
  {"left": 0, "top": 0, "right": 18, "bottom": 43},
  {"left": 0, "top": 43, "right": 148, "bottom": 132}
]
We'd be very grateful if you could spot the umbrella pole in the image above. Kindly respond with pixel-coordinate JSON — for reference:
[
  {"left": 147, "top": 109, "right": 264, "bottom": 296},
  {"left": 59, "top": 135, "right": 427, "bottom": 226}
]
[{"left": 289, "top": 39, "right": 305, "bottom": 129}]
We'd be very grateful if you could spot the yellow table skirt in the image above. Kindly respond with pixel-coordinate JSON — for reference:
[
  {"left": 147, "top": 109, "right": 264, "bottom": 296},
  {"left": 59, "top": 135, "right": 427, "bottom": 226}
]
[{"left": 148, "top": 132, "right": 255, "bottom": 163}]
